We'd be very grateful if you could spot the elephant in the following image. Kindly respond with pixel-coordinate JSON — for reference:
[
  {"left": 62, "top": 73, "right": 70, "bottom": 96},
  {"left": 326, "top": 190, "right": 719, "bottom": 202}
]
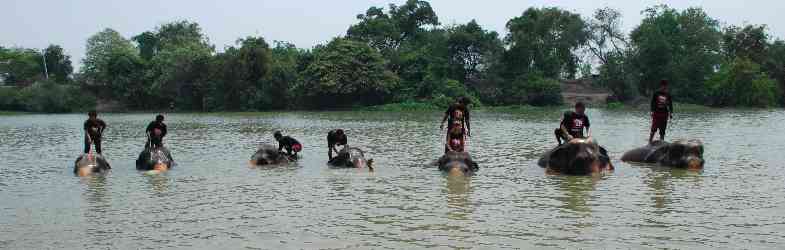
[
  {"left": 538, "top": 138, "right": 614, "bottom": 175},
  {"left": 250, "top": 144, "right": 291, "bottom": 166},
  {"left": 328, "top": 146, "right": 374, "bottom": 170},
  {"left": 74, "top": 153, "right": 111, "bottom": 176},
  {"left": 436, "top": 151, "right": 479, "bottom": 176},
  {"left": 621, "top": 139, "right": 704, "bottom": 169},
  {"left": 136, "top": 146, "right": 175, "bottom": 172}
]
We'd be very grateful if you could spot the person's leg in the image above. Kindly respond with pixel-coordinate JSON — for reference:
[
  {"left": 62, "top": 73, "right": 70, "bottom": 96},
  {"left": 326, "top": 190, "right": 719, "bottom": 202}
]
[
  {"left": 95, "top": 139, "right": 102, "bottom": 154},
  {"left": 554, "top": 129, "right": 564, "bottom": 145},
  {"left": 649, "top": 116, "right": 658, "bottom": 143},
  {"left": 84, "top": 136, "right": 90, "bottom": 154},
  {"left": 659, "top": 119, "right": 668, "bottom": 141}
]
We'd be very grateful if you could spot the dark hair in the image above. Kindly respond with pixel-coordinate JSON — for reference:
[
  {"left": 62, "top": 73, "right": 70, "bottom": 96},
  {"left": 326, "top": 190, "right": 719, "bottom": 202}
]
[
  {"left": 458, "top": 96, "right": 472, "bottom": 105},
  {"left": 575, "top": 102, "right": 586, "bottom": 108},
  {"left": 274, "top": 131, "right": 283, "bottom": 138},
  {"left": 660, "top": 79, "right": 669, "bottom": 86},
  {"left": 88, "top": 111, "right": 97, "bottom": 116},
  {"left": 336, "top": 129, "right": 344, "bottom": 135},
  {"left": 156, "top": 114, "right": 164, "bottom": 121}
]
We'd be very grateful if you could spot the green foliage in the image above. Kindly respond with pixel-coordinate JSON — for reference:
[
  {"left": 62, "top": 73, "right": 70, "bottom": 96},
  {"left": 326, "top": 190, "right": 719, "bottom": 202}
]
[
  {"left": 7, "top": 1, "right": 784, "bottom": 112},
  {"left": 0, "top": 47, "right": 44, "bottom": 85},
  {"left": 297, "top": 38, "right": 398, "bottom": 108},
  {"left": 43, "top": 45, "right": 73, "bottom": 83},
  {"left": 628, "top": 5, "right": 722, "bottom": 102},
  {"left": 503, "top": 7, "right": 588, "bottom": 79},
  {"left": 81, "top": 28, "right": 139, "bottom": 87},
  {"left": 1, "top": 81, "right": 95, "bottom": 113},
  {"left": 446, "top": 20, "right": 504, "bottom": 82},
  {"left": 707, "top": 58, "right": 780, "bottom": 107}
]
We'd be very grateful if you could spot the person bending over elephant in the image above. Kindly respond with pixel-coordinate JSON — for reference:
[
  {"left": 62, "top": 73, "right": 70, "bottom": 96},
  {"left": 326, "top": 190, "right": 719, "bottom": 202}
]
[
  {"left": 327, "top": 129, "right": 347, "bottom": 160},
  {"left": 146, "top": 114, "right": 167, "bottom": 148},
  {"left": 274, "top": 131, "right": 302, "bottom": 158}
]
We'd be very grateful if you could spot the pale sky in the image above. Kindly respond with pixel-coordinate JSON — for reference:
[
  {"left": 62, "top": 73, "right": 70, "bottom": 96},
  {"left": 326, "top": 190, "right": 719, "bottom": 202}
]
[{"left": 3, "top": 0, "right": 784, "bottom": 70}]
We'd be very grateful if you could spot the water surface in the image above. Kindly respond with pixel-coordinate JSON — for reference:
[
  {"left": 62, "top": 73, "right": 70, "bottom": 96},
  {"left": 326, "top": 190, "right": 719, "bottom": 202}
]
[{"left": 1, "top": 109, "right": 784, "bottom": 249}]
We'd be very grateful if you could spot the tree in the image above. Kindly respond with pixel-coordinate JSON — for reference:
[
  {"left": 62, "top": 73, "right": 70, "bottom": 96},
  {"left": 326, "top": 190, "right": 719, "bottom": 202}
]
[
  {"left": 446, "top": 20, "right": 503, "bottom": 82},
  {"left": 586, "top": 7, "right": 628, "bottom": 65},
  {"left": 43, "top": 44, "right": 73, "bottom": 83},
  {"left": 347, "top": 0, "right": 439, "bottom": 55},
  {"left": 503, "top": 7, "right": 588, "bottom": 79},
  {"left": 707, "top": 57, "right": 780, "bottom": 107},
  {"left": 132, "top": 31, "right": 159, "bottom": 61},
  {"left": 81, "top": 28, "right": 138, "bottom": 87},
  {"left": 297, "top": 38, "right": 398, "bottom": 107},
  {"left": 142, "top": 20, "right": 215, "bottom": 109},
  {"left": 722, "top": 25, "right": 769, "bottom": 64},
  {"left": 0, "top": 47, "right": 43, "bottom": 85},
  {"left": 629, "top": 5, "right": 722, "bottom": 102}
]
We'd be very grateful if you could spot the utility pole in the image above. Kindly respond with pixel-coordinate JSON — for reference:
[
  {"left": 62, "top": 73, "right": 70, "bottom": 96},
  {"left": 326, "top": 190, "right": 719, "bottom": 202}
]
[{"left": 41, "top": 48, "right": 49, "bottom": 80}]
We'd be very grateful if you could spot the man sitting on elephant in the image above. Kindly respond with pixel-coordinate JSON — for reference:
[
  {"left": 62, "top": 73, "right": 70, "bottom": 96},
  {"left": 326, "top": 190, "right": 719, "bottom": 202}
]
[{"left": 555, "top": 102, "right": 591, "bottom": 145}]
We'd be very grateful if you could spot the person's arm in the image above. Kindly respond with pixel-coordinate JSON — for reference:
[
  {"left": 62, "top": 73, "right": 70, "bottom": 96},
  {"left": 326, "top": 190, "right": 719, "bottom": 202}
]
[
  {"left": 668, "top": 94, "right": 674, "bottom": 117},
  {"left": 161, "top": 124, "right": 168, "bottom": 137},
  {"left": 560, "top": 113, "right": 572, "bottom": 140},
  {"left": 465, "top": 109, "right": 471, "bottom": 136},
  {"left": 440, "top": 109, "right": 450, "bottom": 130},
  {"left": 99, "top": 120, "right": 106, "bottom": 135},
  {"left": 650, "top": 93, "right": 657, "bottom": 113},
  {"left": 145, "top": 122, "right": 153, "bottom": 135},
  {"left": 585, "top": 117, "right": 591, "bottom": 138}
]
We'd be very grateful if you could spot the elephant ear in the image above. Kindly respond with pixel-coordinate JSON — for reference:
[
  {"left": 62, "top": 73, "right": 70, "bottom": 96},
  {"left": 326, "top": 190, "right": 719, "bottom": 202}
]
[
  {"left": 642, "top": 142, "right": 666, "bottom": 162},
  {"left": 548, "top": 145, "right": 572, "bottom": 171}
]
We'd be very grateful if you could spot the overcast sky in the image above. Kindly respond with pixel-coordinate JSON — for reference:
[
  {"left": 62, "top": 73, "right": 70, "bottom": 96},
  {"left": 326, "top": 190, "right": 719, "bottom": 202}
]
[{"left": 3, "top": 0, "right": 784, "bottom": 69}]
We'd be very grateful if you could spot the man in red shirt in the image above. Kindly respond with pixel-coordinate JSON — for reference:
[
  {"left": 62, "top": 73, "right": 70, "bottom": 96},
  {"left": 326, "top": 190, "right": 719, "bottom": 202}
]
[
  {"left": 554, "top": 102, "right": 591, "bottom": 145},
  {"left": 650, "top": 80, "right": 674, "bottom": 143}
]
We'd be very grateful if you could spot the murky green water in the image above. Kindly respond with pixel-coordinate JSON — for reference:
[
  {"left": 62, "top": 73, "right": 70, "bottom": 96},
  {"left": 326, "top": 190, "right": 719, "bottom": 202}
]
[{"left": 1, "top": 108, "right": 784, "bottom": 249}]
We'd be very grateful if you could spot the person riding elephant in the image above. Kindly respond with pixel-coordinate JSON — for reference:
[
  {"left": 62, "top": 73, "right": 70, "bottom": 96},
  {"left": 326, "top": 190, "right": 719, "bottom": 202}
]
[
  {"left": 621, "top": 139, "right": 704, "bottom": 169},
  {"left": 83, "top": 111, "right": 107, "bottom": 154},
  {"left": 538, "top": 138, "right": 613, "bottom": 175},
  {"left": 146, "top": 114, "right": 167, "bottom": 148},
  {"left": 440, "top": 97, "right": 472, "bottom": 153},
  {"left": 274, "top": 131, "right": 302, "bottom": 158},
  {"left": 555, "top": 102, "right": 590, "bottom": 145}
]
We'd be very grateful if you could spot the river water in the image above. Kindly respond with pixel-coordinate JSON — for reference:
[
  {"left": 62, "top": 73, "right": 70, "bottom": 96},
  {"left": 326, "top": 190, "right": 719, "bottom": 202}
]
[{"left": 0, "top": 108, "right": 784, "bottom": 249}]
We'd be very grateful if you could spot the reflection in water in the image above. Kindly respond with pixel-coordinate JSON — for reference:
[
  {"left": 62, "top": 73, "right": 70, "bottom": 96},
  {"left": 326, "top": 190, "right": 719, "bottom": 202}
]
[
  {"left": 553, "top": 176, "right": 599, "bottom": 215},
  {"left": 145, "top": 173, "right": 170, "bottom": 194},
  {"left": 445, "top": 175, "right": 472, "bottom": 221},
  {"left": 81, "top": 175, "right": 114, "bottom": 248},
  {"left": 644, "top": 166, "right": 704, "bottom": 213}
]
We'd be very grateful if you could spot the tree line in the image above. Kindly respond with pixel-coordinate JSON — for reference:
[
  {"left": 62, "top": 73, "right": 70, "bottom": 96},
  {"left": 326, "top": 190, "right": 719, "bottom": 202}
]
[{"left": 1, "top": 1, "right": 784, "bottom": 113}]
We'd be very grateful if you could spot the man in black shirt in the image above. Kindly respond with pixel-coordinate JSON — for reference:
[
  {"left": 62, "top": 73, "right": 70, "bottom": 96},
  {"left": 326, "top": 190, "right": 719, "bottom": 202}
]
[
  {"left": 146, "top": 114, "right": 167, "bottom": 148},
  {"left": 84, "top": 111, "right": 107, "bottom": 154},
  {"left": 274, "top": 131, "right": 302, "bottom": 157},
  {"left": 327, "top": 129, "right": 347, "bottom": 160},
  {"left": 440, "top": 97, "right": 471, "bottom": 153},
  {"left": 650, "top": 80, "right": 674, "bottom": 143},
  {"left": 555, "top": 102, "right": 591, "bottom": 145}
]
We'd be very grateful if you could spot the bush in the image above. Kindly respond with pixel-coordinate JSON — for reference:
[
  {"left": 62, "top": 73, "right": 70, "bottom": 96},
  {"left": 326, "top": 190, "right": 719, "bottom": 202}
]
[
  {"left": 11, "top": 81, "right": 96, "bottom": 113},
  {"left": 707, "top": 58, "right": 781, "bottom": 107}
]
